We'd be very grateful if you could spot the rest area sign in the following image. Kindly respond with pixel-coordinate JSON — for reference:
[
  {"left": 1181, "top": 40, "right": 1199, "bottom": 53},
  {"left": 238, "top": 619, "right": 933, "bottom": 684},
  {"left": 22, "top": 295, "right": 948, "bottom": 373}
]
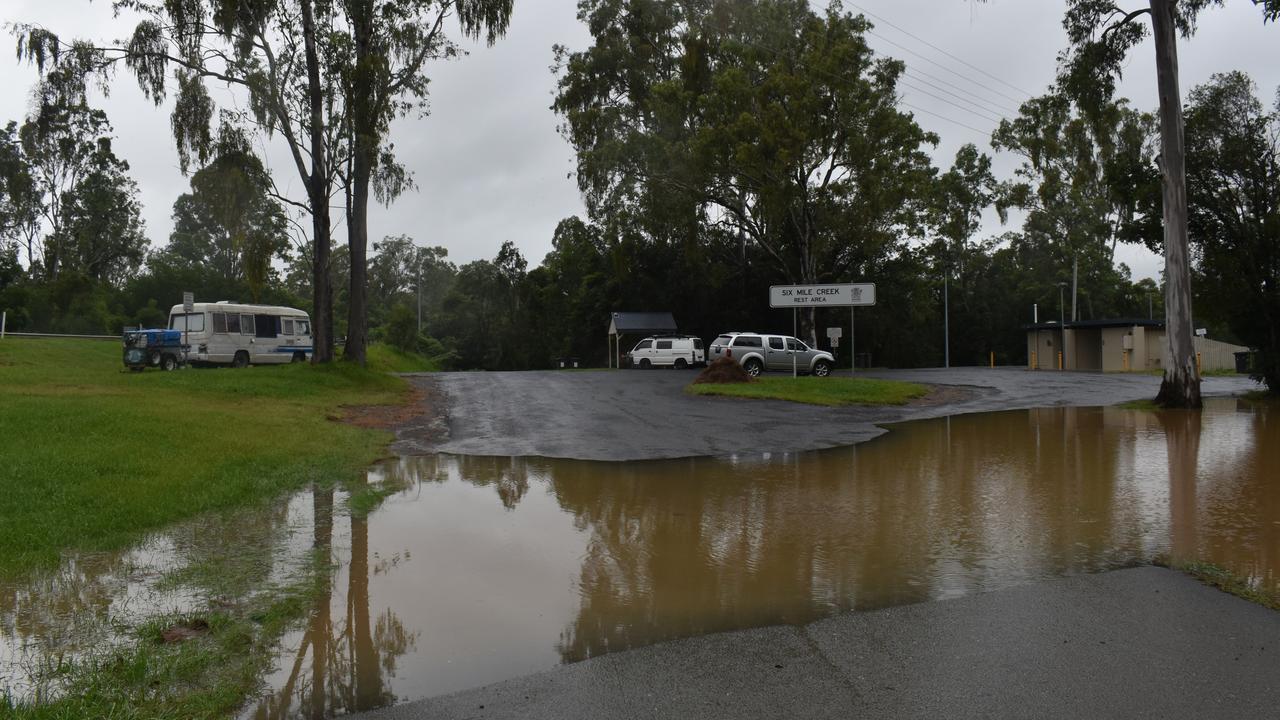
[{"left": 769, "top": 283, "right": 876, "bottom": 308}]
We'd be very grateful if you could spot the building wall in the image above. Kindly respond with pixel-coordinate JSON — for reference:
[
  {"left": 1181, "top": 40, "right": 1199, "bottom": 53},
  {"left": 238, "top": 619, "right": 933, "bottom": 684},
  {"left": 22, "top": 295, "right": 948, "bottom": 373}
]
[
  {"left": 1073, "top": 328, "right": 1103, "bottom": 370},
  {"left": 1193, "top": 336, "right": 1250, "bottom": 371},
  {"left": 1101, "top": 327, "right": 1131, "bottom": 372},
  {"left": 1145, "top": 329, "right": 1166, "bottom": 370}
]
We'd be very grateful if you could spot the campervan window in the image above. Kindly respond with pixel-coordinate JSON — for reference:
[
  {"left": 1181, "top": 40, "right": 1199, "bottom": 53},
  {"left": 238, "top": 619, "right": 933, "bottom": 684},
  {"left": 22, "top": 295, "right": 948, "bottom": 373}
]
[
  {"left": 255, "top": 315, "right": 278, "bottom": 338},
  {"left": 296, "top": 320, "right": 311, "bottom": 335},
  {"left": 169, "top": 313, "right": 205, "bottom": 333},
  {"left": 282, "top": 318, "right": 295, "bottom": 335},
  {"left": 240, "top": 314, "right": 255, "bottom": 335}
]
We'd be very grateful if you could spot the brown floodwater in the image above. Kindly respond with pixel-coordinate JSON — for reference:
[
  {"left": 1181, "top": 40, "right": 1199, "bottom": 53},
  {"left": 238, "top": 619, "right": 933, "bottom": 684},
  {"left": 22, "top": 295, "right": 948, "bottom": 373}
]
[{"left": 3, "top": 399, "right": 1278, "bottom": 716}]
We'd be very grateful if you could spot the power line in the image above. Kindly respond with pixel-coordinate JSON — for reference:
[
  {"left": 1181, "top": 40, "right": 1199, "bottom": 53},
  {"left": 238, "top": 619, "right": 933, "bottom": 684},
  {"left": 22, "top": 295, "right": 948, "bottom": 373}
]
[
  {"left": 896, "top": 77, "right": 1005, "bottom": 124},
  {"left": 738, "top": 37, "right": 1002, "bottom": 143},
  {"left": 865, "top": 28, "right": 1028, "bottom": 107},
  {"left": 848, "top": 1, "right": 1035, "bottom": 98},
  {"left": 902, "top": 71, "right": 1015, "bottom": 120},
  {"left": 905, "top": 66, "right": 1022, "bottom": 115},
  {"left": 898, "top": 101, "right": 993, "bottom": 138}
]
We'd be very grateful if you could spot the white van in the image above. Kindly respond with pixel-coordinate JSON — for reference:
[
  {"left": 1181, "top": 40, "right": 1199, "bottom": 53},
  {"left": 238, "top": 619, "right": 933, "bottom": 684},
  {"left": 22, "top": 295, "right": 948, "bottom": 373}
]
[
  {"left": 627, "top": 335, "right": 705, "bottom": 369},
  {"left": 168, "top": 301, "right": 313, "bottom": 367}
]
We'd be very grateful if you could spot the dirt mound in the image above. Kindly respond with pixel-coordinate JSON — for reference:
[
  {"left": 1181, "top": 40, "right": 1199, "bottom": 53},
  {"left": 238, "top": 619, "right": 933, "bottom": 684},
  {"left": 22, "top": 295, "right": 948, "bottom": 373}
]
[{"left": 691, "top": 357, "right": 754, "bottom": 385}]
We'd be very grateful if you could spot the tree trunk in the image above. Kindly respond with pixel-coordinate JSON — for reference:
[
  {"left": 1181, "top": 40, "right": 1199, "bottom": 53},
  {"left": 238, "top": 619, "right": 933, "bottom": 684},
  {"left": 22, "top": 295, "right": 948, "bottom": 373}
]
[
  {"left": 343, "top": 0, "right": 375, "bottom": 366},
  {"left": 1149, "top": 0, "right": 1201, "bottom": 408},
  {"left": 301, "top": 0, "right": 335, "bottom": 363}
]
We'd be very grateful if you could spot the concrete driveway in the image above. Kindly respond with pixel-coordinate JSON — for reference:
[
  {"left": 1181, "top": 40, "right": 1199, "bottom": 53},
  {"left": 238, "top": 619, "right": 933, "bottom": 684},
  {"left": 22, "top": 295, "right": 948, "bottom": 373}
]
[
  {"left": 391, "top": 367, "right": 1259, "bottom": 461},
  {"left": 360, "top": 567, "right": 1280, "bottom": 720}
]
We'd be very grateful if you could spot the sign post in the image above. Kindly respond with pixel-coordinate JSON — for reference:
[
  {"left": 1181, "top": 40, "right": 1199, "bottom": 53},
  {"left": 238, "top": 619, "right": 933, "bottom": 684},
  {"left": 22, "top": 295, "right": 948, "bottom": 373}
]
[{"left": 770, "top": 283, "right": 876, "bottom": 375}]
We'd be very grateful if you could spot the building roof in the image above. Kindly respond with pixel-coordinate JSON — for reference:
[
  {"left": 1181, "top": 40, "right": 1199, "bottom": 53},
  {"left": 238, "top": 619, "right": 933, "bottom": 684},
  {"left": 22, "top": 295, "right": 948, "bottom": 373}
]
[
  {"left": 1024, "top": 318, "right": 1164, "bottom": 331},
  {"left": 609, "top": 312, "right": 678, "bottom": 335}
]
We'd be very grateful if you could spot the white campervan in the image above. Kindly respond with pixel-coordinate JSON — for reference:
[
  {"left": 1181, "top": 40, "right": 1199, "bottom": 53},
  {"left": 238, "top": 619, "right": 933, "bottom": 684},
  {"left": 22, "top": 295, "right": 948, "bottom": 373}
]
[{"left": 168, "top": 301, "right": 313, "bottom": 367}]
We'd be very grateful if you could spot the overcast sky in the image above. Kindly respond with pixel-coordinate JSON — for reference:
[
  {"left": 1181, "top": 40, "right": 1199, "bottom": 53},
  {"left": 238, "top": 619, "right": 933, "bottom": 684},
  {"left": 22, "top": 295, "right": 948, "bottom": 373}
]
[{"left": 2, "top": 0, "right": 1276, "bottom": 281}]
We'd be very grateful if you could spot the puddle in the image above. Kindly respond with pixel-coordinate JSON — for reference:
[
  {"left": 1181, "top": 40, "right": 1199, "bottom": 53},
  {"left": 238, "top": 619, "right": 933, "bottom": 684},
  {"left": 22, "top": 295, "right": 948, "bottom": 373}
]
[{"left": 4, "top": 398, "right": 1279, "bottom": 716}]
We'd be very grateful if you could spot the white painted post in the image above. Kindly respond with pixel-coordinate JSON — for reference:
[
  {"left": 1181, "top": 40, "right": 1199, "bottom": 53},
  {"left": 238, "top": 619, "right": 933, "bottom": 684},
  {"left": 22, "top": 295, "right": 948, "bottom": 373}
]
[
  {"left": 792, "top": 307, "right": 798, "bottom": 378},
  {"left": 1, "top": 310, "right": 6, "bottom": 339}
]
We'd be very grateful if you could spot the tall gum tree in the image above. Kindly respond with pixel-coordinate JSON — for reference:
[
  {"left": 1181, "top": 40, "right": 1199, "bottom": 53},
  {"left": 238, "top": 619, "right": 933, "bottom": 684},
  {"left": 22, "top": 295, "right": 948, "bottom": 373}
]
[
  {"left": 15, "top": 0, "right": 344, "bottom": 360},
  {"left": 555, "top": 0, "right": 938, "bottom": 345},
  {"left": 1057, "top": 0, "right": 1278, "bottom": 407},
  {"left": 335, "top": 0, "right": 513, "bottom": 366}
]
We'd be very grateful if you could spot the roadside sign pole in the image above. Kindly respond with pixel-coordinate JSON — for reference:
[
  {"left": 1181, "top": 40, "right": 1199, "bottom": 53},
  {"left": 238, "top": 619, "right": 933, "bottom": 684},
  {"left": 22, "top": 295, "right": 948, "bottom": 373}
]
[
  {"left": 792, "top": 307, "right": 798, "bottom": 378},
  {"left": 851, "top": 308, "right": 855, "bottom": 374}
]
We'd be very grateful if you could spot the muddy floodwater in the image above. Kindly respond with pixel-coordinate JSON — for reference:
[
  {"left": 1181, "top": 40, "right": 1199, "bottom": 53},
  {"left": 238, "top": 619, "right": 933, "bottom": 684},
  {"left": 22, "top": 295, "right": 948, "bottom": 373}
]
[{"left": 4, "top": 398, "right": 1279, "bottom": 716}]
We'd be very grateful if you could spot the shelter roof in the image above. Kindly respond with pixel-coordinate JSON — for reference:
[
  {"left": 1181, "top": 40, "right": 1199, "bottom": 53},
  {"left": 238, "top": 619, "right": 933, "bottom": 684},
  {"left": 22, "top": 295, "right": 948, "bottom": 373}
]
[{"left": 609, "top": 312, "right": 678, "bottom": 335}]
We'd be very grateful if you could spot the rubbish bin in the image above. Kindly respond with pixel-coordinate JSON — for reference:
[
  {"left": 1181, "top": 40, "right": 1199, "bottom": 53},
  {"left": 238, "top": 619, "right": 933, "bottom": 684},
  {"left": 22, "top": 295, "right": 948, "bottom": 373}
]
[
  {"left": 571, "top": 357, "right": 580, "bottom": 368},
  {"left": 1234, "top": 351, "right": 1256, "bottom": 374},
  {"left": 557, "top": 358, "right": 567, "bottom": 369}
]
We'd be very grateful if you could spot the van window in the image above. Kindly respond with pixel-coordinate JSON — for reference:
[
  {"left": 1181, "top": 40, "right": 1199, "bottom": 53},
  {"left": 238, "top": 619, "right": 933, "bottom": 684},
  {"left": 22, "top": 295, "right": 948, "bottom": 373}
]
[
  {"left": 634, "top": 340, "right": 653, "bottom": 350},
  {"left": 240, "top": 314, "right": 255, "bottom": 335},
  {"left": 282, "top": 318, "right": 295, "bottom": 335},
  {"left": 768, "top": 337, "right": 784, "bottom": 350},
  {"left": 656, "top": 340, "right": 672, "bottom": 350},
  {"left": 213, "top": 313, "right": 227, "bottom": 333},
  {"left": 733, "top": 336, "right": 762, "bottom": 348},
  {"left": 255, "top": 314, "right": 279, "bottom": 338},
  {"left": 225, "top": 313, "right": 241, "bottom": 334},
  {"left": 296, "top": 320, "right": 310, "bottom": 336},
  {"left": 714, "top": 335, "right": 733, "bottom": 346},
  {"left": 693, "top": 339, "right": 703, "bottom": 350},
  {"left": 169, "top": 313, "right": 205, "bottom": 333}
]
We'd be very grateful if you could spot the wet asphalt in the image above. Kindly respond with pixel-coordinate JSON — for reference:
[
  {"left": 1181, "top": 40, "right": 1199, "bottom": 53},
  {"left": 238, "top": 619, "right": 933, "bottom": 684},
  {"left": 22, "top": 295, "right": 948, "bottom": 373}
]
[
  {"left": 392, "top": 366, "right": 1260, "bottom": 461},
  {"left": 365, "top": 367, "right": 1273, "bottom": 719},
  {"left": 359, "top": 567, "right": 1280, "bottom": 720}
]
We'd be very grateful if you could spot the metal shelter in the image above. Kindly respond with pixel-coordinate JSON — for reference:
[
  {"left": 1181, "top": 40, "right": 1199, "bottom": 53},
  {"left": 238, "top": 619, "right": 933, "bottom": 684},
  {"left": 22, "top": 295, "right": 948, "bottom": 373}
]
[{"left": 608, "top": 312, "right": 678, "bottom": 368}]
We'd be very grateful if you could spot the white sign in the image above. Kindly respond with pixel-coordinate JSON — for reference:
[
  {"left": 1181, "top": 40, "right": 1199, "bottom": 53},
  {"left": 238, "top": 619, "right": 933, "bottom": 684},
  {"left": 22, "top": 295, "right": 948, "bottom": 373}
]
[
  {"left": 769, "top": 283, "right": 875, "bottom": 308},
  {"left": 826, "top": 327, "right": 843, "bottom": 340},
  {"left": 183, "top": 291, "right": 194, "bottom": 312}
]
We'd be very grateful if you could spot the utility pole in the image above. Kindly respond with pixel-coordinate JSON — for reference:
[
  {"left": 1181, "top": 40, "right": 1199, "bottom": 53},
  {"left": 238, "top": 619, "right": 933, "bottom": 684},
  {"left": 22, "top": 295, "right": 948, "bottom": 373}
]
[
  {"left": 417, "top": 265, "right": 422, "bottom": 334},
  {"left": 943, "top": 272, "right": 950, "bottom": 368},
  {"left": 1058, "top": 282, "right": 1067, "bottom": 327}
]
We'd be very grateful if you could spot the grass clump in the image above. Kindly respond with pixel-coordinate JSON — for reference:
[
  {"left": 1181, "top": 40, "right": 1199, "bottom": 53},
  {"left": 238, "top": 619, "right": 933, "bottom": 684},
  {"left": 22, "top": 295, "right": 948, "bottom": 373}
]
[
  {"left": 686, "top": 375, "right": 928, "bottom": 406},
  {"left": 0, "top": 338, "right": 408, "bottom": 579},
  {"left": 1115, "top": 398, "right": 1160, "bottom": 410},
  {"left": 1159, "top": 559, "right": 1280, "bottom": 611}
]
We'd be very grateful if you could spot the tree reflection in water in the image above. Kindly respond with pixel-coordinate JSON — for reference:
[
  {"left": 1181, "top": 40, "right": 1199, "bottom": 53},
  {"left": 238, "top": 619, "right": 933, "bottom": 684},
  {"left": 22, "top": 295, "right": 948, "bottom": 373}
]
[{"left": 244, "top": 483, "right": 415, "bottom": 720}]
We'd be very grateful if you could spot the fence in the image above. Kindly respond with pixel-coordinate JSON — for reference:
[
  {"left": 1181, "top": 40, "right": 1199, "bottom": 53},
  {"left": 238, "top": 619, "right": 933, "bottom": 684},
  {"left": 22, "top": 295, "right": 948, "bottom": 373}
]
[{"left": 0, "top": 312, "right": 117, "bottom": 341}]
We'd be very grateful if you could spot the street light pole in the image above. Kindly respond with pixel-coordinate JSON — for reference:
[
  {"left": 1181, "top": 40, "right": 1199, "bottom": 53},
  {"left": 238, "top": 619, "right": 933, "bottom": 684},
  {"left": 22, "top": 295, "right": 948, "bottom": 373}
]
[{"left": 417, "top": 266, "right": 422, "bottom": 334}]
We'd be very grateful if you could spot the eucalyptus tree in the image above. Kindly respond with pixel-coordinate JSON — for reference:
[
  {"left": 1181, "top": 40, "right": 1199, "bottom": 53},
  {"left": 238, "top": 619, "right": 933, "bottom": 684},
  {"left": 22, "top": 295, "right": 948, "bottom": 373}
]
[
  {"left": 1182, "top": 72, "right": 1279, "bottom": 391},
  {"left": 1057, "top": 0, "right": 1279, "bottom": 407},
  {"left": 0, "top": 123, "right": 40, "bottom": 271},
  {"left": 167, "top": 142, "right": 290, "bottom": 302},
  {"left": 555, "top": 0, "right": 938, "bottom": 344},
  {"left": 334, "top": 0, "right": 513, "bottom": 365},
  {"left": 16, "top": 0, "right": 342, "bottom": 357},
  {"left": 991, "top": 91, "right": 1159, "bottom": 320}
]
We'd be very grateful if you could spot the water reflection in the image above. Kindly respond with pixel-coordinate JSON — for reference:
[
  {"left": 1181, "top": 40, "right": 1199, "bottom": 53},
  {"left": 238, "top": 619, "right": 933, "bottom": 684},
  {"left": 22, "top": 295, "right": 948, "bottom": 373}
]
[
  {"left": 4, "top": 399, "right": 1278, "bottom": 716},
  {"left": 243, "top": 486, "right": 415, "bottom": 719}
]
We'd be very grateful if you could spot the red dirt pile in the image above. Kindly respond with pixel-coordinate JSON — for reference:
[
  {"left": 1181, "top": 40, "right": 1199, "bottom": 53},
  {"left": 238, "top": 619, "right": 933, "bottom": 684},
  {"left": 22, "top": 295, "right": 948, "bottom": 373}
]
[{"left": 691, "top": 357, "right": 754, "bottom": 385}]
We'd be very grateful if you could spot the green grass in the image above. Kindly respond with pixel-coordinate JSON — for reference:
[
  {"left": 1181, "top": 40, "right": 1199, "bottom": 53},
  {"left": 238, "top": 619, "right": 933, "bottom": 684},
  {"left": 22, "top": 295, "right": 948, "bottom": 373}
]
[
  {"left": 364, "top": 342, "right": 443, "bottom": 373},
  {"left": 1115, "top": 399, "right": 1160, "bottom": 410},
  {"left": 0, "top": 338, "right": 414, "bottom": 580},
  {"left": 685, "top": 375, "right": 929, "bottom": 406},
  {"left": 1159, "top": 559, "right": 1280, "bottom": 611}
]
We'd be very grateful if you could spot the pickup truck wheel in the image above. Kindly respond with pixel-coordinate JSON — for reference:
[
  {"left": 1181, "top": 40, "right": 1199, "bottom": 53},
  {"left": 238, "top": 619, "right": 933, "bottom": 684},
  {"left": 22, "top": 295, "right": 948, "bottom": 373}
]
[
  {"left": 674, "top": 358, "right": 688, "bottom": 370},
  {"left": 233, "top": 351, "right": 250, "bottom": 369},
  {"left": 743, "top": 358, "right": 763, "bottom": 377},
  {"left": 813, "top": 359, "right": 832, "bottom": 377},
  {"left": 160, "top": 354, "right": 178, "bottom": 372},
  {"left": 639, "top": 359, "right": 651, "bottom": 369}
]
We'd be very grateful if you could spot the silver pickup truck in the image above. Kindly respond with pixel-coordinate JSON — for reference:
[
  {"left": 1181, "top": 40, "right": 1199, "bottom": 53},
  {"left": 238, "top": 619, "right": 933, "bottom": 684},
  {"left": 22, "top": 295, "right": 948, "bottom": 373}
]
[{"left": 708, "top": 332, "right": 835, "bottom": 377}]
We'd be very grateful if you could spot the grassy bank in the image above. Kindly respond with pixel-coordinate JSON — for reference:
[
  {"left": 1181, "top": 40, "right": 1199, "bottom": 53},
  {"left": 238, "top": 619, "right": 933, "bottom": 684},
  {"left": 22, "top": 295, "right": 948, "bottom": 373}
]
[
  {"left": 1, "top": 337, "right": 433, "bottom": 717},
  {"left": 0, "top": 338, "right": 420, "bottom": 579},
  {"left": 686, "top": 375, "right": 928, "bottom": 406}
]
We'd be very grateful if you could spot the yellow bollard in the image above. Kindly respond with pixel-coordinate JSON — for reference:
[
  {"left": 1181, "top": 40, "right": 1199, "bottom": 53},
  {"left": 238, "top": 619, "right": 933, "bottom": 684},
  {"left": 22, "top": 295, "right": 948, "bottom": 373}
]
[
  {"left": 990, "top": 351, "right": 995, "bottom": 368},
  {"left": 1031, "top": 351, "right": 1037, "bottom": 370},
  {"left": 1058, "top": 351, "right": 1063, "bottom": 370},
  {"left": 1123, "top": 351, "right": 1130, "bottom": 372}
]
